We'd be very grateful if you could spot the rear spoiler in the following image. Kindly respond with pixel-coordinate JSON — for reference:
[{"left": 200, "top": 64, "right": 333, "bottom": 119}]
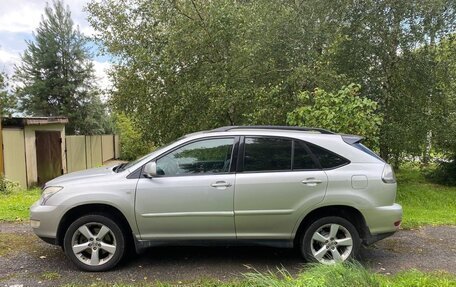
[{"left": 341, "top": 134, "right": 363, "bottom": 145}]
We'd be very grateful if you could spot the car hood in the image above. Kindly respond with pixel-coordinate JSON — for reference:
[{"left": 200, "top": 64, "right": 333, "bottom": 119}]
[{"left": 45, "top": 165, "right": 117, "bottom": 186}]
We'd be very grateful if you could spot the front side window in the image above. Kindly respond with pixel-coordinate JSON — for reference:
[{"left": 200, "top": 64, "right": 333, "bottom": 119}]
[
  {"left": 243, "top": 137, "right": 292, "bottom": 172},
  {"left": 156, "top": 138, "right": 234, "bottom": 176}
]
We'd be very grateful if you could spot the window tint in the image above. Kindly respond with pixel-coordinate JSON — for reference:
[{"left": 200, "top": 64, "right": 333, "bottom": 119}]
[
  {"left": 307, "top": 142, "right": 349, "bottom": 169},
  {"left": 293, "top": 141, "right": 318, "bottom": 170},
  {"left": 244, "top": 137, "right": 292, "bottom": 171},
  {"left": 156, "top": 138, "right": 234, "bottom": 176}
]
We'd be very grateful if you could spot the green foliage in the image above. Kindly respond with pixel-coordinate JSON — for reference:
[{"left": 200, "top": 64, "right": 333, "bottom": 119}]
[
  {"left": 114, "top": 113, "right": 153, "bottom": 161},
  {"left": 424, "top": 158, "right": 456, "bottom": 186},
  {"left": 87, "top": 0, "right": 349, "bottom": 144},
  {"left": 0, "top": 176, "right": 20, "bottom": 195},
  {"left": 431, "top": 36, "right": 456, "bottom": 158},
  {"left": 0, "top": 188, "right": 41, "bottom": 221},
  {"left": 87, "top": 0, "right": 456, "bottom": 163},
  {"left": 14, "top": 0, "right": 111, "bottom": 135},
  {"left": 287, "top": 84, "right": 382, "bottom": 147},
  {"left": 0, "top": 73, "right": 16, "bottom": 116},
  {"left": 329, "top": 1, "right": 456, "bottom": 163}
]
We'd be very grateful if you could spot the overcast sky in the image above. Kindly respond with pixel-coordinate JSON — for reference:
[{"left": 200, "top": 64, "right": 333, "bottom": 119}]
[{"left": 0, "top": 0, "right": 111, "bottom": 90}]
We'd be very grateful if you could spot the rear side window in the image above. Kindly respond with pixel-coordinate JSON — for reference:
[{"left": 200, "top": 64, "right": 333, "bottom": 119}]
[
  {"left": 293, "top": 141, "right": 318, "bottom": 170},
  {"left": 244, "top": 137, "right": 292, "bottom": 171},
  {"left": 307, "top": 142, "right": 349, "bottom": 169}
]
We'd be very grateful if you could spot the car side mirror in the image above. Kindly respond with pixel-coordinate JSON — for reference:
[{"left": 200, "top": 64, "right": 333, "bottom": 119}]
[{"left": 144, "top": 162, "right": 158, "bottom": 178}]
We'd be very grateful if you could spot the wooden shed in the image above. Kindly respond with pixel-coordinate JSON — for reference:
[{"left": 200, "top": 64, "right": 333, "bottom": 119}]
[{"left": 1, "top": 117, "right": 68, "bottom": 187}]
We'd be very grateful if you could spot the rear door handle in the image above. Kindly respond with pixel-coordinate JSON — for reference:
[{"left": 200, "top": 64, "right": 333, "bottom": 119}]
[
  {"left": 302, "top": 178, "right": 323, "bottom": 186},
  {"left": 210, "top": 181, "right": 232, "bottom": 188}
]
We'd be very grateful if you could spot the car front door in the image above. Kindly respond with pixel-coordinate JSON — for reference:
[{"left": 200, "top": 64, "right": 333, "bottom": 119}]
[
  {"left": 135, "top": 137, "right": 238, "bottom": 240},
  {"left": 234, "top": 137, "right": 328, "bottom": 239}
]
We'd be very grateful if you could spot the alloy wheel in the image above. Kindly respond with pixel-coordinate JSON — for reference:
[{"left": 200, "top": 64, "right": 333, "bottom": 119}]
[
  {"left": 310, "top": 223, "right": 353, "bottom": 264},
  {"left": 71, "top": 222, "right": 117, "bottom": 266}
]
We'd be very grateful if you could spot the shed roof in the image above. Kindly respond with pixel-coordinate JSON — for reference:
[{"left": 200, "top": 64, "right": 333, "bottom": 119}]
[{"left": 2, "top": 117, "right": 68, "bottom": 128}]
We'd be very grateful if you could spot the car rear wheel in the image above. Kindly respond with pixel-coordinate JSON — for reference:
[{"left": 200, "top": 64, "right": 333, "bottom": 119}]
[
  {"left": 63, "top": 214, "right": 125, "bottom": 271},
  {"left": 300, "top": 216, "right": 360, "bottom": 264}
]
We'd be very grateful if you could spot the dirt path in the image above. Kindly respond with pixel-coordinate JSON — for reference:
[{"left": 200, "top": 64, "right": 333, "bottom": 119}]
[{"left": 0, "top": 223, "right": 455, "bottom": 286}]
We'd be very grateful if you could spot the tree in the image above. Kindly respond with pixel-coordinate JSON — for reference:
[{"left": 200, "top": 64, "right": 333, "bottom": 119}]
[
  {"left": 328, "top": 0, "right": 456, "bottom": 163},
  {"left": 114, "top": 113, "right": 153, "bottom": 160},
  {"left": 87, "top": 0, "right": 349, "bottom": 144},
  {"left": 0, "top": 73, "right": 16, "bottom": 116},
  {"left": 87, "top": 0, "right": 456, "bottom": 165},
  {"left": 14, "top": 0, "right": 110, "bottom": 134},
  {"left": 287, "top": 84, "right": 382, "bottom": 148}
]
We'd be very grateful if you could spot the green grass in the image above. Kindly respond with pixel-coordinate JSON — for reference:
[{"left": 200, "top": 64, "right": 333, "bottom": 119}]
[
  {"left": 0, "top": 233, "right": 37, "bottom": 256},
  {"left": 396, "top": 166, "right": 456, "bottom": 228},
  {"left": 0, "top": 188, "right": 40, "bottom": 221},
  {"left": 41, "top": 271, "right": 61, "bottom": 280},
  {"left": 59, "top": 264, "right": 456, "bottom": 287}
]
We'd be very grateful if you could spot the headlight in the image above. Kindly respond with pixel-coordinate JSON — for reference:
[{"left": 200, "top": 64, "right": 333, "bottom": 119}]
[{"left": 40, "top": 186, "right": 63, "bottom": 205}]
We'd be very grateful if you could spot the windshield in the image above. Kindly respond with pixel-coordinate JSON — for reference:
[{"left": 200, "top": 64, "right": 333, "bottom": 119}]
[
  {"left": 114, "top": 154, "right": 150, "bottom": 172},
  {"left": 114, "top": 139, "right": 182, "bottom": 173}
]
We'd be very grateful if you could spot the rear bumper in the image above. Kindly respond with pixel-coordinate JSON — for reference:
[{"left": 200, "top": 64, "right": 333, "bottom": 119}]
[
  {"left": 362, "top": 203, "right": 402, "bottom": 236},
  {"left": 363, "top": 231, "right": 395, "bottom": 245}
]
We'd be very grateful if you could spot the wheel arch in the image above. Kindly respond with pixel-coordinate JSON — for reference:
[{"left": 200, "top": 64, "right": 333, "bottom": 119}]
[
  {"left": 293, "top": 205, "right": 369, "bottom": 247},
  {"left": 56, "top": 203, "right": 134, "bottom": 247}
]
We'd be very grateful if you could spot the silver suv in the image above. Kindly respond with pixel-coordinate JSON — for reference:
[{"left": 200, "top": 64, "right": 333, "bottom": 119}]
[{"left": 30, "top": 126, "right": 402, "bottom": 271}]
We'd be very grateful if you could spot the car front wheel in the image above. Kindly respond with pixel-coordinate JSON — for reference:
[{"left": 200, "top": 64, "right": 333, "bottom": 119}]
[
  {"left": 63, "top": 214, "right": 125, "bottom": 271},
  {"left": 300, "top": 216, "right": 360, "bottom": 264}
]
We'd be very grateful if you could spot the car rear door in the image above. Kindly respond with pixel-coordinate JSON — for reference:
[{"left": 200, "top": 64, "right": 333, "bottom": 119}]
[{"left": 234, "top": 137, "right": 328, "bottom": 239}]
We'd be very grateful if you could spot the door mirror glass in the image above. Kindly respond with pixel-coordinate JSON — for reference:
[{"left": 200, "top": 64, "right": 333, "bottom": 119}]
[{"left": 144, "top": 161, "right": 158, "bottom": 178}]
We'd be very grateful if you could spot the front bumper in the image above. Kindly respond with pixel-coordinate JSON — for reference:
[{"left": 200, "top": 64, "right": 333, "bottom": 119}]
[{"left": 29, "top": 200, "right": 64, "bottom": 244}]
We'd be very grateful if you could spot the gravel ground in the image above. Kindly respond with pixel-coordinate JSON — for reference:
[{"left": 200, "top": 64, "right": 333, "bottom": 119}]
[{"left": 0, "top": 223, "right": 455, "bottom": 286}]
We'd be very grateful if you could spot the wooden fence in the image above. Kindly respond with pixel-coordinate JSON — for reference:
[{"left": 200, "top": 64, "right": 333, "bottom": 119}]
[
  {"left": 66, "top": 135, "right": 120, "bottom": 173},
  {"left": 1, "top": 131, "right": 120, "bottom": 187}
]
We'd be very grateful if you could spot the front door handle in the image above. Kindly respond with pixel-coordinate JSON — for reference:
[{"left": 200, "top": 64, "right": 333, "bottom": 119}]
[
  {"left": 210, "top": 181, "right": 232, "bottom": 188},
  {"left": 302, "top": 178, "right": 323, "bottom": 186}
]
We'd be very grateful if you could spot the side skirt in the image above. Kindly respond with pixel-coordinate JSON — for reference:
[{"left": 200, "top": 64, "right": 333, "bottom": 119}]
[{"left": 133, "top": 237, "right": 293, "bottom": 253}]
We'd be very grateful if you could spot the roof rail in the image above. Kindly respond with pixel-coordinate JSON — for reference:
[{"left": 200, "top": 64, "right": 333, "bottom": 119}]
[{"left": 210, "top": 125, "right": 334, "bottom": 134}]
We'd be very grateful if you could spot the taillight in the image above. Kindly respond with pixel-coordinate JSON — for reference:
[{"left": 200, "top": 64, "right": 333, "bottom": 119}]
[{"left": 382, "top": 164, "right": 396, "bottom": 184}]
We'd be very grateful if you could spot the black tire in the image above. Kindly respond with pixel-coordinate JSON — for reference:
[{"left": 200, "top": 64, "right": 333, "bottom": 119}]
[
  {"left": 300, "top": 216, "right": 360, "bottom": 264},
  {"left": 63, "top": 214, "right": 126, "bottom": 272}
]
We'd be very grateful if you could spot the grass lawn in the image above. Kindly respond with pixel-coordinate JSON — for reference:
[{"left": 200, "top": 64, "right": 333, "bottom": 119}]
[
  {"left": 396, "top": 166, "right": 456, "bottom": 229},
  {"left": 0, "top": 188, "right": 40, "bottom": 221},
  {"left": 59, "top": 264, "right": 456, "bottom": 287}
]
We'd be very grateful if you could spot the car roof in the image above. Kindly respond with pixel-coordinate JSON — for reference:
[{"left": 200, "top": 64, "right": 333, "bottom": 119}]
[{"left": 208, "top": 125, "right": 335, "bottom": 134}]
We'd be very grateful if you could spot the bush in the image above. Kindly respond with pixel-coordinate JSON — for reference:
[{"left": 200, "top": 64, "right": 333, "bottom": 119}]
[
  {"left": 0, "top": 176, "right": 20, "bottom": 194},
  {"left": 425, "top": 157, "right": 456, "bottom": 186},
  {"left": 287, "top": 84, "right": 382, "bottom": 148},
  {"left": 114, "top": 113, "right": 154, "bottom": 161}
]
